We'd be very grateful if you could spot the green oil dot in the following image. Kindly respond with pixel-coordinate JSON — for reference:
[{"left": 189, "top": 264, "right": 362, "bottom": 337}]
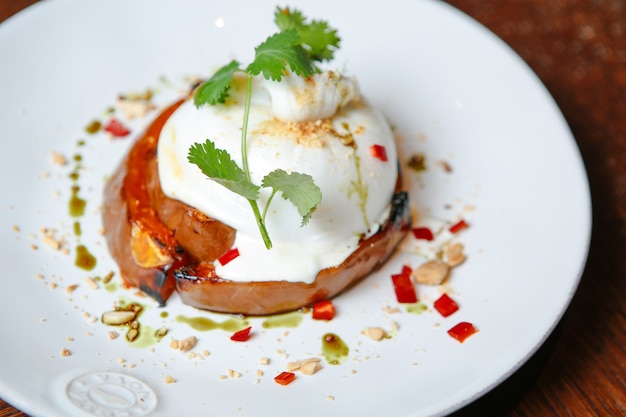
[
  {"left": 85, "top": 120, "right": 102, "bottom": 134},
  {"left": 69, "top": 185, "right": 86, "bottom": 217},
  {"left": 175, "top": 315, "right": 248, "bottom": 332},
  {"left": 75, "top": 244, "right": 97, "bottom": 271},
  {"left": 322, "top": 333, "right": 349, "bottom": 365},
  {"left": 261, "top": 311, "right": 303, "bottom": 329},
  {"left": 73, "top": 221, "right": 82, "bottom": 236},
  {"left": 406, "top": 302, "right": 428, "bottom": 315}
]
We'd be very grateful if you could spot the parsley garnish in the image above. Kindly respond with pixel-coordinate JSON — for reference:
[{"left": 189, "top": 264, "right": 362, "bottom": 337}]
[{"left": 187, "top": 7, "right": 340, "bottom": 249}]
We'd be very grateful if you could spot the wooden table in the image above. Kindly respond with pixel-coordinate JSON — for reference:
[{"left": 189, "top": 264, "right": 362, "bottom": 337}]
[{"left": 1, "top": 0, "right": 625, "bottom": 416}]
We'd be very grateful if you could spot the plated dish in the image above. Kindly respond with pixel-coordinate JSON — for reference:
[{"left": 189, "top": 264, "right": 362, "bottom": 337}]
[{"left": 0, "top": 1, "right": 591, "bottom": 417}]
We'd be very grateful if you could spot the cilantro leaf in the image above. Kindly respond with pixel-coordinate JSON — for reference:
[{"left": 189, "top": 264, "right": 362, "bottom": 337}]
[
  {"left": 188, "top": 139, "right": 260, "bottom": 200},
  {"left": 261, "top": 169, "right": 322, "bottom": 226},
  {"left": 274, "top": 7, "right": 340, "bottom": 62},
  {"left": 297, "top": 20, "right": 340, "bottom": 62},
  {"left": 245, "top": 30, "right": 315, "bottom": 81},
  {"left": 274, "top": 7, "right": 306, "bottom": 30},
  {"left": 194, "top": 60, "right": 240, "bottom": 107}
]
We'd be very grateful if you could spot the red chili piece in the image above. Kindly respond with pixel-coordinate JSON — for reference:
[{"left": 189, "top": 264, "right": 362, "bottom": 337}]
[
  {"left": 447, "top": 322, "right": 478, "bottom": 343},
  {"left": 433, "top": 293, "right": 459, "bottom": 317},
  {"left": 449, "top": 219, "right": 468, "bottom": 234},
  {"left": 370, "top": 144, "right": 388, "bottom": 162},
  {"left": 274, "top": 371, "right": 296, "bottom": 386},
  {"left": 412, "top": 227, "right": 435, "bottom": 241},
  {"left": 103, "top": 117, "right": 131, "bottom": 137},
  {"left": 230, "top": 326, "right": 252, "bottom": 342},
  {"left": 312, "top": 300, "right": 336, "bottom": 321},
  {"left": 218, "top": 247, "right": 240, "bottom": 266},
  {"left": 391, "top": 272, "right": 418, "bottom": 303}
]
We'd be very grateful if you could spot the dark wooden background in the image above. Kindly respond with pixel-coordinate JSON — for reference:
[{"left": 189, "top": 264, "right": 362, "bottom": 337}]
[{"left": 1, "top": 0, "right": 625, "bottom": 416}]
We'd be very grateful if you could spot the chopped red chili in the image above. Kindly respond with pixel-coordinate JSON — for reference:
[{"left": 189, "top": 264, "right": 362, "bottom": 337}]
[
  {"left": 391, "top": 272, "right": 418, "bottom": 303},
  {"left": 218, "top": 247, "right": 240, "bottom": 266},
  {"left": 369, "top": 144, "right": 388, "bottom": 162},
  {"left": 103, "top": 117, "right": 131, "bottom": 137},
  {"left": 312, "top": 300, "right": 336, "bottom": 321},
  {"left": 230, "top": 326, "right": 252, "bottom": 342},
  {"left": 412, "top": 227, "right": 435, "bottom": 241},
  {"left": 433, "top": 293, "right": 459, "bottom": 317},
  {"left": 447, "top": 322, "right": 478, "bottom": 343},
  {"left": 274, "top": 371, "right": 296, "bottom": 386},
  {"left": 449, "top": 219, "right": 469, "bottom": 234}
]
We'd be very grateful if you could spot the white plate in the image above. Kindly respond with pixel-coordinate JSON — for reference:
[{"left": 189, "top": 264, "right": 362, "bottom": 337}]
[{"left": 0, "top": 1, "right": 591, "bottom": 416}]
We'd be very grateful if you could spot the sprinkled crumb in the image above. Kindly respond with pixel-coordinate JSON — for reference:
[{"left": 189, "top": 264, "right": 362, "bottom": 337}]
[
  {"left": 163, "top": 375, "right": 176, "bottom": 384},
  {"left": 326, "top": 395, "right": 335, "bottom": 402},
  {"left": 50, "top": 151, "right": 68, "bottom": 166},
  {"left": 228, "top": 369, "right": 242, "bottom": 379},
  {"left": 67, "top": 337, "right": 74, "bottom": 342},
  {"left": 65, "top": 284, "right": 79, "bottom": 294},
  {"left": 61, "top": 348, "right": 71, "bottom": 357},
  {"left": 258, "top": 357, "right": 270, "bottom": 365},
  {"left": 109, "top": 331, "right": 119, "bottom": 340},
  {"left": 12, "top": 225, "right": 20, "bottom": 233},
  {"left": 383, "top": 305, "right": 401, "bottom": 314},
  {"left": 389, "top": 320, "right": 400, "bottom": 332}
]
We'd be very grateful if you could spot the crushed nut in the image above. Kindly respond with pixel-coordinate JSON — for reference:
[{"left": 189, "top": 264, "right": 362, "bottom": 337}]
[
  {"left": 228, "top": 369, "right": 241, "bottom": 379},
  {"left": 443, "top": 242, "right": 466, "bottom": 267},
  {"left": 177, "top": 336, "right": 197, "bottom": 352},
  {"left": 116, "top": 92, "right": 155, "bottom": 119},
  {"left": 362, "top": 327, "right": 386, "bottom": 341},
  {"left": 155, "top": 327, "right": 168, "bottom": 339},
  {"left": 163, "top": 375, "right": 176, "bottom": 384},
  {"left": 108, "top": 331, "right": 119, "bottom": 340},
  {"left": 101, "top": 310, "right": 136, "bottom": 325},
  {"left": 85, "top": 276, "right": 98, "bottom": 290},
  {"left": 411, "top": 259, "right": 450, "bottom": 285},
  {"left": 126, "top": 328, "right": 139, "bottom": 342},
  {"left": 102, "top": 271, "right": 115, "bottom": 284}
]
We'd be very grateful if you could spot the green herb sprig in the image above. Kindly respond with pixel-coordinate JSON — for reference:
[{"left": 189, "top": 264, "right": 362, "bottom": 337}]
[{"left": 187, "top": 7, "right": 340, "bottom": 249}]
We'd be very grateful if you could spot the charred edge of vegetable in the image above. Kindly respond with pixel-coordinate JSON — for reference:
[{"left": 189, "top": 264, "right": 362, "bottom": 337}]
[
  {"left": 138, "top": 270, "right": 168, "bottom": 306},
  {"left": 390, "top": 191, "right": 410, "bottom": 230}
]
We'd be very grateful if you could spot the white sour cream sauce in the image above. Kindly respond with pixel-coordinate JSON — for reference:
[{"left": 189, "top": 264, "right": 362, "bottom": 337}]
[{"left": 158, "top": 71, "right": 397, "bottom": 283}]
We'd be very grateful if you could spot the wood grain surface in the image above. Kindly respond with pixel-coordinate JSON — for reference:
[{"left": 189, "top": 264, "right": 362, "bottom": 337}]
[{"left": 1, "top": 0, "right": 625, "bottom": 416}]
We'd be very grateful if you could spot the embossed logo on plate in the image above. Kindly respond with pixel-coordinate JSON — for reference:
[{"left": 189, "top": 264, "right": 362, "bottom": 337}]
[{"left": 66, "top": 371, "right": 157, "bottom": 416}]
